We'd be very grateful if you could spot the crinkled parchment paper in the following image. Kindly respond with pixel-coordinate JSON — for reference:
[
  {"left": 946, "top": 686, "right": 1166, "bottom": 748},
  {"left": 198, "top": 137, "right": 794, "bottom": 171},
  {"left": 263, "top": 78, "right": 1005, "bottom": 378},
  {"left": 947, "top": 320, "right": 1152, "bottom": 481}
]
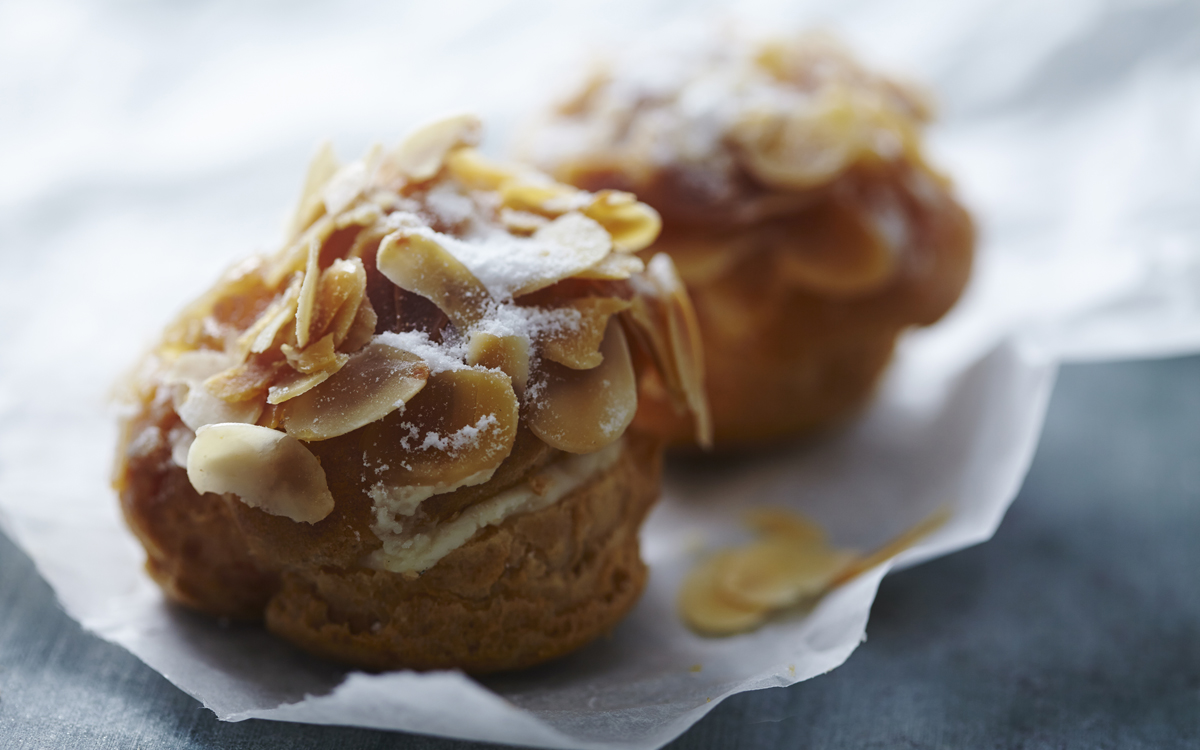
[{"left": 2, "top": 0, "right": 1199, "bottom": 747}]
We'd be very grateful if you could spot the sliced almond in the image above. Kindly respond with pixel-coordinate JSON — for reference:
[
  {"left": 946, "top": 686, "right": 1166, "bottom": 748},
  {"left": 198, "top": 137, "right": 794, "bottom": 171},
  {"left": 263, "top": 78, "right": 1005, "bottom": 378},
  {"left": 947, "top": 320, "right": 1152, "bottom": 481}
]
[
  {"left": 376, "top": 228, "right": 493, "bottom": 331},
  {"left": 713, "top": 539, "right": 855, "bottom": 609},
  {"left": 267, "top": 368, "right": 334, "bottom": 405},
  {"left": 294, "top": 234, "right": 323, "bottom": 349},
  {"left": 772, "top": 200, "right": 896, "bottom": 295},
  {"left": 163, "top": 349, "right": 235, "bottom": 386},
  {"left": 678, "top": 554, "right": 769, "bottom": 636},
  {"left": 379, "top": 114, "right": 482, "bottom": 184},
  {"left": 341, "top": 295, "right": 378, "bottom": 353},
  {"left": 575, "top": 252, "right": 645, "bottom": 281},
  {"left": 629, "top": 254, "right": 712, "bottom": 448},
  {"left": 466, "top": 331, "right": 530, "bottom": 395},
  {"left": 582, "top": 190, "right": 661, "bottom": 253},
  {"left": 279, "top": 339, "right": 430, "bottom": 441},
  {"left": 322, "top": 160, "right": 370, "bottom": 217},
  {"left": 174, "top": 383, "right": 264, "bottom": 433},
  {"left": 527, "top": 319, "right": 637, "bottom": 454},
  {"left": 237, "top": 274, "right": 302, "bottom": 356},
  {"left": 499, "top": 208, "right": 549, "bottom": 235},
  {"left": 186, "top": 423, "right": 334, "bottom": 524},
  {"left": 498, "top": 212, "right": 614, "bottom": 297},
  {"left": 744, "top": 508, "right": 827, "bottom": 545},
  {"left": 541, "top": 296, "right": 631, "bottom": 370},
  {"left": 281, "top": 333, "right": 348, "bottom": 375},
  {"left": 288, "top": 141, "right": 339, "bottom": 240},
  {"left": 314, "top": 257, "right": 368, "bottom": 346},
  {"left": 203, "top": 358, "right": 283, "bottom": 402},
  {"left": 445, "top": 147, "right": 514, "bottom": 191},
  {"left": 358, "top": 367, "right": 519, "bottom": 500},
  {"left": 499, "top": 179, "right": 588, "bottom": 217}
]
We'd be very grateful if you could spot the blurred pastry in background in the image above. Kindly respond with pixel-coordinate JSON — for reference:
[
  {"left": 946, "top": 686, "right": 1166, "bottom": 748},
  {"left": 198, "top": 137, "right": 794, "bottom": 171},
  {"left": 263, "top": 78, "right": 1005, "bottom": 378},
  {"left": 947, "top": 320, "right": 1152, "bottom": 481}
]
[{"left": 525, "top": 31, "right": 975, "bottom": 447}]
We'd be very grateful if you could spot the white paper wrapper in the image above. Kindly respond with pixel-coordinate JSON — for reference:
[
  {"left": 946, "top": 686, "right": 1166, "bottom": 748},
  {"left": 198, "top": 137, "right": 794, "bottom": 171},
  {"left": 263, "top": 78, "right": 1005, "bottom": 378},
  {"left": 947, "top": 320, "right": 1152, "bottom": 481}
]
[{"left": 2, "top": 0, "right": 1199, "bottom": 748}]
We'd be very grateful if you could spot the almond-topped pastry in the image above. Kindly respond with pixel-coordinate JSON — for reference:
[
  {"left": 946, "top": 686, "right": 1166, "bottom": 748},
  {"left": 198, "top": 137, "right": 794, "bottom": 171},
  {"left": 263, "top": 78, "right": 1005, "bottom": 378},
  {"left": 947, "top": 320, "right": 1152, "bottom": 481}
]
[
  {"left": 113, "top": 115, "right": 709, "bottom": 673},
  {"left": 526, "top": 32, "right": 975, "bottom": 446}
]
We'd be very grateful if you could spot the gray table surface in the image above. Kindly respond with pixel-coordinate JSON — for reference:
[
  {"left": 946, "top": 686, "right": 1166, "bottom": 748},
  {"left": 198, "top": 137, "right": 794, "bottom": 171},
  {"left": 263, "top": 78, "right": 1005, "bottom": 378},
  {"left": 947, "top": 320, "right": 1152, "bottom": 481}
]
[{"left": 2, "top": 356, "right": 1199, "bottom": 750}]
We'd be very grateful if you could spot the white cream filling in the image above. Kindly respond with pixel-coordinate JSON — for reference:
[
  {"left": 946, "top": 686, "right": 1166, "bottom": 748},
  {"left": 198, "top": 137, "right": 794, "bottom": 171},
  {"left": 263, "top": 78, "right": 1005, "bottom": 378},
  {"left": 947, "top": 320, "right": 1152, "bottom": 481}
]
[{"left": 366, "top": 438, "right": 624, "bottom": 574}]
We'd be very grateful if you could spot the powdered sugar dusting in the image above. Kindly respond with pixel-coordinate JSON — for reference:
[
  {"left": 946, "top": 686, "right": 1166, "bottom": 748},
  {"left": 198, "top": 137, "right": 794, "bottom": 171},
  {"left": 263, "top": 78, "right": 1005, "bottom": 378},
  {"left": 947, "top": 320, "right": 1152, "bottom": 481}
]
[{"left": 376, "top": 331, "right": 468, "bottom": 374}]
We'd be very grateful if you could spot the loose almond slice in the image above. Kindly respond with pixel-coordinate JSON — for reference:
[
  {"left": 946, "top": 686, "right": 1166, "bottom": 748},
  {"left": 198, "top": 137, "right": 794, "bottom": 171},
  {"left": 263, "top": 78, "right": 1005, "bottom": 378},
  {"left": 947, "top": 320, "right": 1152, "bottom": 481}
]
[
  {"left": 466, "top": 331, "right": 530, "bottom": 395},
  {"left": 713, "top": 539, "right": 856, "bottom": 609},
  {"left": 744, "top": 508, "right": 827, "bottom": 545},
  {"left": 582, "top": 190, "right": 661, "bottom": 253},
  {"left": 541, "top": 297, "right": 631, "bottom": 370},
  {"left": 358, "top": 368, "right": 519, "bottom": 513},
  {"left": 678, "top": 554, "right": 770, "bottom": 636},
  {"left": 376, "top": 228, "right": 493, "bottom": 331},
  {"left": 279, "top": 339, "right": 430, "bottom": 441},
  {"left": 378, "top": 114, "right": 482, "bottom": 184},
  {"left": 527, "top": 320, "right": 637, "bottom": 454},
  {"left": 186, "top": 423, "right": 334, "bottom": 524}
]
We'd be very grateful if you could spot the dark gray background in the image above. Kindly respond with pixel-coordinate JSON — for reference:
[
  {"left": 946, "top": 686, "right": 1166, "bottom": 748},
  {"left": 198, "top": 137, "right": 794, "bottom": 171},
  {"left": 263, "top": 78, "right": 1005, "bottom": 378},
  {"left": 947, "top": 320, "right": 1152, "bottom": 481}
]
[{"left": 3, "top": 356, "right": 1199, "bottom": 750}]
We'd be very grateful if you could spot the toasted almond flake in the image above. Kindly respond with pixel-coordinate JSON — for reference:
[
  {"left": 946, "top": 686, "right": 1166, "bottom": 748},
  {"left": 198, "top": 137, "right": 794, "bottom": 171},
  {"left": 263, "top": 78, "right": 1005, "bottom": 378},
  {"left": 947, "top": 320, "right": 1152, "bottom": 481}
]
[
  {"left": 541, "top": 296, "right": 631, "bottom": 370},
  {"left": 323, "top": 160, "right": 369, "bottom": 217},
  {"left": 499, "top": 208, "right": 549, "bottom": 234},
  {"left": 294, "top": 234, "right": 323, "bottom": 349},
  {"left": 311, "top": 258, "right": 367, "bottom": 345},
  {"left": 628, "top": 255, "right": 713, "bottom": 447},
  {"left": 187, "top": 423, "right": 334, "bottom": 524},
  {"left": 203, "top": 359, "right": 283, "bottom": 402},
  {"left": 279, "top": 339, "right": 430, "bottom": 441},
  {"left": 527, "top": 320, "right": 637, "bottom": 454},
  {"left": 281, "top": 333, "right": 348, "bottom": 375},
  {"left": 237, "top": 274, "right": 302, "bottom": 355},
  {"left": 582, "top": 190, "right": 661, "bottom": 253},
  {"left": 576, "top": 252, "right": 645, "bottom": 280},
  {"left": 288, "top": 141, "right": 339, "bottom": 240},
  {"left": 359, "top": 367, "right": 519, "bottom": 508},
  {"left": 376, "top": 228, "right": 492, "bottom": 331},
  {"left": 267, "top": 368, "right": 334, "bottom": 405},
  {"left": 341, "top": 296, "right": 378, "bottom": 353},
  {"left": 379, "top": 114, "right": 482, "bottom": 184},
  {"left": 655, "top": 255, "right": 712, "bottom": 448},
  {"left": 445, "top": 148, "right": 513, "bottom": 191},
  {"left": 174, "top": 383, "right": 264, "bottom": 433},
  {"left": 163, "top": 349, "right": 235, "bottom": 386},
  {"left": 499, "top": 180, "right": 588, "bottom": 217},
  {"left": 678, "top": 554, "right": 770, "bottom": 635},
  {"left": 533, "top": 211, "right": 611, "bottom": 261},
  {"left": 466, "top": 331, "right": 530, "bottom": 395}
]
